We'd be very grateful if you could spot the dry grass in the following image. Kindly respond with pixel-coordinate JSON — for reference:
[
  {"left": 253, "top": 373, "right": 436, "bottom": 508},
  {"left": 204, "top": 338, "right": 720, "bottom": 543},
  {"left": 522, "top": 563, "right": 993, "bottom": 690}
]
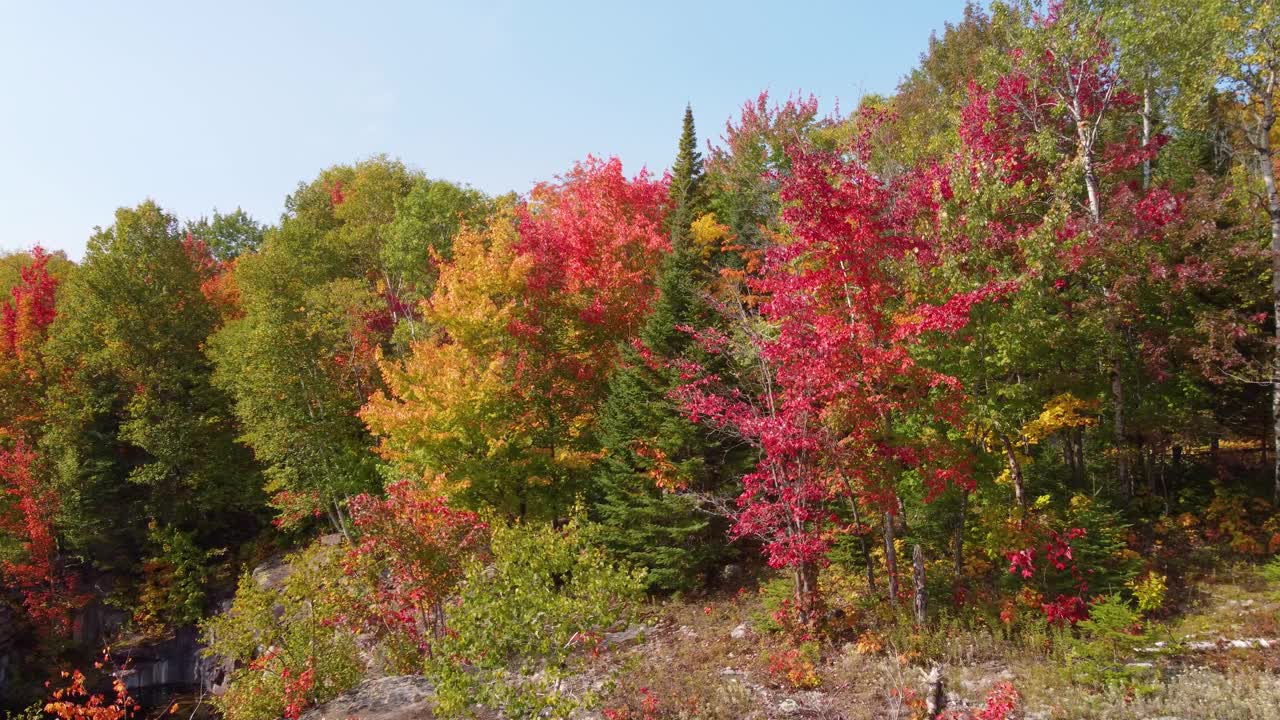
[{"left": 591, "top": 563, "right": 1280, "bottom": 720}]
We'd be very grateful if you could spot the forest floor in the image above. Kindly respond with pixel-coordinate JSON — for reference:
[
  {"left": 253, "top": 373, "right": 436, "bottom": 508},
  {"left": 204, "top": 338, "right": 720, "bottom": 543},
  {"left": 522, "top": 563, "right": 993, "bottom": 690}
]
[{"left": 592, "top": 562, "right": 1280, "bottom": 720}]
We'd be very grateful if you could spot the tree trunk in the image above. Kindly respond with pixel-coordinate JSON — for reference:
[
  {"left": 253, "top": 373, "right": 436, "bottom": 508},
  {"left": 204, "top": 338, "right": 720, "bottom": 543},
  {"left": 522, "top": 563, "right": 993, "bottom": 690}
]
[
  {"left": 954, "top": 489, "right": 968, "bottom": 578},
  {"left": 1142, "top": 83, "right": 1153, "bottom": 191},
  {"left": 912, "top": 545, "right": 927, "bottom": 626},
  {"left": 1256, "top": 95, "right": 1280, "bottom": 505},
  {"left": 1152, "top": 438, "right": 1162, "bottom": 491},
  {"left": 793, "top": 562, "right": 820, "bottom": 626},
  {"left": 1078, "top": 119, "right": 1102, "bottom": 222},
  {"left": 999, "top": 433, "right": 1028, "bottom": 510},
  {"left": 1111, "top": 357, "right": 1130, "bottom": 497},
  {"left": 1073, "top": 426, "right": 1086, "bottom": 487},
  {"left": 849, "top": 496, "right": 877, "bottom": 594},
  {"left": 884, "top": 512, "right": 899, "bottom": 606}
]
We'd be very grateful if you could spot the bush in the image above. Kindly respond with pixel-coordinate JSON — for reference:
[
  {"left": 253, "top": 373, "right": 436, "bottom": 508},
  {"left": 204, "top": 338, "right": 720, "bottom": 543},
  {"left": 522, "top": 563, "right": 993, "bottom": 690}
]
[
  {"left": 766, "top": 643, "right": 821, "bottom": 689},
  {"left": 342, "top": 481, "right": 488, "bottom": 670},
  {"left": 1067, "top": 594, "right": 1152, "bottom": 689},
  {"left": 202, "top": 542, "right": 364, "bottom": 720},
  {"left": 1261, "top": 554, "right": 1280, "bottom": 584},
  {"left": 429, "top": 518, "right": 647, "bottom": 719},
  {"left": 131, "top": 523, "right": 216, "bottom": 633},
  {"left": 1127, "top": 572, "right": 1167, "bottom": 616}
]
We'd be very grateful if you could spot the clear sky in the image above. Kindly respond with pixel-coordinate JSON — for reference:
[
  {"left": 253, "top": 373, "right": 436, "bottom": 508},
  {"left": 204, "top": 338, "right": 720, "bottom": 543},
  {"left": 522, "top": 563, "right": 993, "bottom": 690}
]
[{"left": 0, "top": 1, "right": 967, "bottom": 260}]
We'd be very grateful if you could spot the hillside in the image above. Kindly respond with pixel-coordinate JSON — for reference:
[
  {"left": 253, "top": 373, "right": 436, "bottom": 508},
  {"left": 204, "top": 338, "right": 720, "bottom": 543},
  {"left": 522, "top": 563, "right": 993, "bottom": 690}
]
[{"left": 3, "top": 1, "right": 1280, "bottom": 719}]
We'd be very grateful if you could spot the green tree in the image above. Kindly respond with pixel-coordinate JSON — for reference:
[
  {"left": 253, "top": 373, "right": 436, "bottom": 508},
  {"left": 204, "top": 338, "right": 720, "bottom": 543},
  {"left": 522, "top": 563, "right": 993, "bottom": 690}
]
[
  {"left": 211, "top": 158, "right": 491, "bottom": 532},
  {"left": 590, "top": 109, "right": 743, "bottom": 591},
  {"left": 43, "top": 201, "right": 261, "bottom": 566},
  {"left": 666, "top": 104, "right": 706, "bottom": 241},
  {"left": 185, "top": 208, "right": 266, "bottom": 261}
]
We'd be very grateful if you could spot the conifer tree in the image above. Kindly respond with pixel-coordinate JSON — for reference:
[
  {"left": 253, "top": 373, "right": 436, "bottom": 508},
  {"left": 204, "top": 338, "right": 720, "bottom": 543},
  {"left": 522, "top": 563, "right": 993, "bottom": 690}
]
[
  {"left": 591, "top": 107, "right": 738, "bottom": 592},
  {"left": 666, "top": 104, "right": 706, "bottom": 240}
]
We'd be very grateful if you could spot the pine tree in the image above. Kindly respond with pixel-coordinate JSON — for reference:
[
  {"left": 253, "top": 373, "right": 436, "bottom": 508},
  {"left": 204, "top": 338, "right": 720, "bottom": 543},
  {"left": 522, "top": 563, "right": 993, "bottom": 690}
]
[
  {"left": 591, "top": 107, "right": 738, "bottom": 592},
  {"left": 666, "top": 104, "right": 706, "bottom": 240}
]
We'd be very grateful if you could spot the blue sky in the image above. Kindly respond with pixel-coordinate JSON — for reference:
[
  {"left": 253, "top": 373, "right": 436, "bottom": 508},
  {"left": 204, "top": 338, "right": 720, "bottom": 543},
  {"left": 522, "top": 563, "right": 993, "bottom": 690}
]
[{"left": 0, "top": 1, "right": 967, "bottom": 260}]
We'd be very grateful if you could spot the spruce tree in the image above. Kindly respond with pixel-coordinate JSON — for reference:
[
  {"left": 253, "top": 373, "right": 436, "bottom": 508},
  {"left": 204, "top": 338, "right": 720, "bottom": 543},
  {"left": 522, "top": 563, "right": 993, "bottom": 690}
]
[
  {"left": 591, "top": 107, "right": 740, "bottom": 592},
  {"left": 666, "top": 104, "right": 705, "bottom": 241}
]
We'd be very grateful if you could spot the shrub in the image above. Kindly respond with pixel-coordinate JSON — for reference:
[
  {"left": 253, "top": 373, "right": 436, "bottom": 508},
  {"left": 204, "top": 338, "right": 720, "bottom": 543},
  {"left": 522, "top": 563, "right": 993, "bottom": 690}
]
[
  {"left": 41, "top": 651, "right": 138, "bottom": 720},
  {"left": 342, "top": 480, "right": 488, "bottom": 668},
  {"left": 766, "top": 642, "right": 821, "bottom": 689},
  {"left": 1261, "top": 554, "right": 1280, "bottom": 584},
  {"left": 202, "top": 542, "right": 364, "bottom": 720},
  {"left": 1067, "top": 594, "right": 1152, "bottom": 689},
  {"left": 1127, "top": 572, "right": 1167, "bottom": 616},
  {"left": 429, "top": 518, "right": 647, "bottom": 719},
  {"left": 131, "top": 523, "right": 216, "bottom": 633}
]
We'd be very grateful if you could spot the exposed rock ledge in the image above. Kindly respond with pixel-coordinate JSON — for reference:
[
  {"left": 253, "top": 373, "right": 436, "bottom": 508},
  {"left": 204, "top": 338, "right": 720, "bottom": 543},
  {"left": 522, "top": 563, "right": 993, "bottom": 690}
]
[{"left": 299, "top": 675, "right": 435, "bottom": 720}]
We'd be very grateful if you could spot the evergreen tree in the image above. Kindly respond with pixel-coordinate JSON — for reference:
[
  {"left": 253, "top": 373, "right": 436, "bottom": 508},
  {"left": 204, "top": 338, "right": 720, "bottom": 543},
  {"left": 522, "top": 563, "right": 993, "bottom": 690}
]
[
  {"left": 665, "top": 104, "right": 706, "bottom": 240},
  {"left": 591, "top": 107, "right": 739, "bottom": 592}
]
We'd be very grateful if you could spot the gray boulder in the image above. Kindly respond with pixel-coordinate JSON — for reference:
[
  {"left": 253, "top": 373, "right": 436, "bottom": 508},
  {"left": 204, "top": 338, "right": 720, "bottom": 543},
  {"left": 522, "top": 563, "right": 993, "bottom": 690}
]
[{"left": 299, "top": 675, "right": 435, "bottom": 720}]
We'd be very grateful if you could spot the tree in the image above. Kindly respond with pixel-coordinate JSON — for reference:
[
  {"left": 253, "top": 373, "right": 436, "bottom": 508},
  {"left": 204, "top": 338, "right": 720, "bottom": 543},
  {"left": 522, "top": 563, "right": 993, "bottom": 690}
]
[
  {"left": 185, "top": 208, "right": 266, "bottom": 261},
  {"left": 0, "top": 247, "right": 87, "bottom": 644},
  {"left": 704, "top": 92, "right": 822, "bottom": 265},
  {"left": 666, "top": 104, "right": 707, "bottom": 241},
  {"left": 0, "top": 247, "right": 60, "bottom": 441},
  {"left": 211, "top": 158, "right": 488, "bottom": 531},
  {"left": 364, "top": 158, "right": 667, "bottom": 520},
  {"left": 591, "top": 107, "right": 744, "bottom": 591},
  {"left": 675, "top": 131, "right": 982, "bottom": 624},
  {"left": 44, "top": 201, "right": 261, "bottom": 565},
  {"left": 1192, "top": 0, "right": 1280, "bottom": 503}
]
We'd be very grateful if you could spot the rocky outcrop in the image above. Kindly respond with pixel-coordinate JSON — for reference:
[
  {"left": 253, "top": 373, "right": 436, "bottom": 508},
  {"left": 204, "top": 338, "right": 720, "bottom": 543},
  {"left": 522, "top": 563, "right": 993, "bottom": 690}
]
[
  {"left": 115, "top": 627, "right": 204, "bottom": 693},
  {"left": 0, "top": 599, "right": 17, "bottom": 704},
  {"left": 298, "top": 675, "right": 435, "bottom": 720}
]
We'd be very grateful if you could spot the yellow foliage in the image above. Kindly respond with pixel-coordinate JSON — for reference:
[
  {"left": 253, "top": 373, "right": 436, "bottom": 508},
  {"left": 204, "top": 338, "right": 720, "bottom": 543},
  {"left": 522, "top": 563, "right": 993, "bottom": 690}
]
[
  {"left": 688, "top": 212, "right": 730, "bottom": 261},
  {"left": 1021, "top": 393, "right": 1099, "bottom": 444},
  {"left": 854, "top": 631, "right": 884, "bottom": 655}
]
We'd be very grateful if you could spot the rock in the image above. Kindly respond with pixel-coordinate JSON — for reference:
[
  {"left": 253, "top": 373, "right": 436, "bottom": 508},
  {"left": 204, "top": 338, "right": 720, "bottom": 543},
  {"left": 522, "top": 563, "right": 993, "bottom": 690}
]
[
  {"left": 730, "top": 623, "right": 750, "bottom": 640},
  {"left": 720, "top": 564, "right": 743, "bottom": 583},
  {"left": 113, "top": 626, "right": 221, "bottom": 701},
  {"left": 602, "top": 624, "right": 650, "bottom": 648},
  {"left": 778, "top": 698, "right": 801, "bottom": 714},
  {"left": 299, "top": 675, "right": 435, "bottom": 720},
  {"left": 251, "top": 556, "right": 294, "bottom": 592}
]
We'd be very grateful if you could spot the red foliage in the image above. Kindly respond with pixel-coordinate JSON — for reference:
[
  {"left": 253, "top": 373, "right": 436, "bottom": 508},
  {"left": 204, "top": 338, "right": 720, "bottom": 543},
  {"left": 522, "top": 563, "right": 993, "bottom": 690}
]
[
  {"left": 1005, "top": 526, "right": 1089, "bottom": 624},
  {"left": 1, "top": 246, "right": 58, "bottom": 362},
  {"left": 280, "top": 658, "right": 316, "bottom": 720},
  {"left": 343, "top": 481, "right": 488, "bottom": 650},
  {"left": 43, "top": 651, "right": 138, "bottom": 720},
  {"left": 0, "top": 442, "right": 85, "bottom": 639},
  {"left": 517, "top": 156, "right": 669, "bottom": 335},
  {"left": 182, "top": 232, "right": 241, "bottom": 322},
  {"left": 674, "top": 130, "right": 981, "bottom": 621},
  {"left": 974, "top": 681, "right": 1020, "bottom": 720}
]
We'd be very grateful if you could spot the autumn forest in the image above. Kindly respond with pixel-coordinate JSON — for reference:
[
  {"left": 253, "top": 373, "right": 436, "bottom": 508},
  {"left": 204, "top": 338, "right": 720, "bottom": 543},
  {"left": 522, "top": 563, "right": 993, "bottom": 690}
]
[{"left": 3, "top": 1, "right": 1280, "bottom": 718}]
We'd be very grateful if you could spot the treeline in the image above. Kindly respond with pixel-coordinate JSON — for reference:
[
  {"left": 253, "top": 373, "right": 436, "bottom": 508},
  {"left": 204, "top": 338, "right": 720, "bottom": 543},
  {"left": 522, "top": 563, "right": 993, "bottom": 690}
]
[{"left": 2, "top": 0, "right": 1280, "bottom": 717}]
